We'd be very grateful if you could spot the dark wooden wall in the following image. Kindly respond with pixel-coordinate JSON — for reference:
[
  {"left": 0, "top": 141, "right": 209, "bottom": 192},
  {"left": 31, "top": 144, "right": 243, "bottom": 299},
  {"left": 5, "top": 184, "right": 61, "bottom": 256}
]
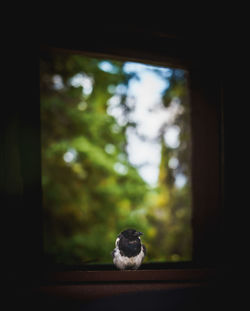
[{"left": 2, "top": 25, "right": 240, "bottom": 309}]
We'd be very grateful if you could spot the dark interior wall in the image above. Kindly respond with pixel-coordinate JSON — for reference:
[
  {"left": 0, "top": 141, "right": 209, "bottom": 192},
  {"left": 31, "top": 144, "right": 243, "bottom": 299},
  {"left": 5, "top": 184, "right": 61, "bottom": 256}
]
[
  {"left": 2, "top": 49, "right": 43, "bottom": 289},
  {"left": 2, "top": 26, "right": 241, "bottom": 308}
]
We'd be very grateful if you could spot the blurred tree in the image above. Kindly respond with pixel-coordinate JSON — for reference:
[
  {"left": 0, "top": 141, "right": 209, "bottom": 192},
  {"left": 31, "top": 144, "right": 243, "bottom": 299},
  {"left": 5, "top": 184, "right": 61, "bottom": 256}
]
[
  {"left": 40, "top": 50, "right": 192, "bottom": 265},
  {"left": 40, "top": 51, "right": 149, "bottom": 265},
  {"left": 145, "top": 69, "right": 192, "bottom": 262}
]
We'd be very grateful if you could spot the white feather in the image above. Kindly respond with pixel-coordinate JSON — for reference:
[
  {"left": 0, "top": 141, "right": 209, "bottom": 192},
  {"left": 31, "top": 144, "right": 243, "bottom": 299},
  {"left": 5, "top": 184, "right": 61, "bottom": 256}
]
[{"left": 113, "top": 245, "right": 145, "bottom": 270}]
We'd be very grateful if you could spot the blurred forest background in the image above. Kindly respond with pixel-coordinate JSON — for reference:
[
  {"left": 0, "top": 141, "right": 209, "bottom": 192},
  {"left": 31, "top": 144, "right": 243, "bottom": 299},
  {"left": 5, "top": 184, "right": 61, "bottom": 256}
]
[{"left": 40, "top": 49, "right": 192, "bottom": 265}]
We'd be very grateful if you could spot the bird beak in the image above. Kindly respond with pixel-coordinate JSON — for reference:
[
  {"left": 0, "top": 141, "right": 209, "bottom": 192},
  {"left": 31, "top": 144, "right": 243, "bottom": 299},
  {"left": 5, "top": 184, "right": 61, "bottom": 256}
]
[{"left": 136, "top": 232, "right": 143, "bottom": 236}]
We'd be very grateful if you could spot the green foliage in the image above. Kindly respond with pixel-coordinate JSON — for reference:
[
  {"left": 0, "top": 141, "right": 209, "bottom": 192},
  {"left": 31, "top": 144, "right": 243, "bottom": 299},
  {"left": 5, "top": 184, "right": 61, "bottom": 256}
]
[{"left": 40, "top": 50, "right": 192, "bottom": 265}]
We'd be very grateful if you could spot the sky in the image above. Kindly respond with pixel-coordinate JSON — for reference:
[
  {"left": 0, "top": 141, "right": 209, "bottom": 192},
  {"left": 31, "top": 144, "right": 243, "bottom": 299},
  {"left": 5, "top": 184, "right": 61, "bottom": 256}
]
[
  {"left": 68, "top": 60, "right": 187, "bottom": 188},
  {"left": 106, "top": 61, "right": 185, "bottom": 187},
  {"left": 123, "top": 63, "right": 169, "bottom": 186}
]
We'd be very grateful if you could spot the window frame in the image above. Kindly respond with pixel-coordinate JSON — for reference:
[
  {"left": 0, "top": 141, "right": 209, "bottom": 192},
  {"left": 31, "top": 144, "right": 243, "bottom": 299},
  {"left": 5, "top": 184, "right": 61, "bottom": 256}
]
[{"left": 7, "top": 30, "right": 224, "bottom": 296}]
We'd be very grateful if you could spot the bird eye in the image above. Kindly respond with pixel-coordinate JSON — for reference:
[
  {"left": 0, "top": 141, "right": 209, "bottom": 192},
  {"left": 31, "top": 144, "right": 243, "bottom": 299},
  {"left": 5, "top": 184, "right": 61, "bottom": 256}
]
[{"left": 134, "top": 231, "right": 143, "bottom": 237}]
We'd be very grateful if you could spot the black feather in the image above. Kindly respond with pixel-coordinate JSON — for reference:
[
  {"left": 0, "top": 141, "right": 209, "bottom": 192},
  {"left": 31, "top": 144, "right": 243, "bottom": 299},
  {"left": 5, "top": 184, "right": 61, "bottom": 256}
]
[
  {"left": 118, "top": 229, "right": 143, "bottom": 258},
  {"left": 118, "top": 237, "right": 141, "bottom": 257}
]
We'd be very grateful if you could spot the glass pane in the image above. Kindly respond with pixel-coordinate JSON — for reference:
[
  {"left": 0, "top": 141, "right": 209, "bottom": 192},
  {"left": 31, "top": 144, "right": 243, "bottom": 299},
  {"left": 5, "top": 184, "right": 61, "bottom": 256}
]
[{"left": 40, "top": 49, "right": 192, "bottom": 266}]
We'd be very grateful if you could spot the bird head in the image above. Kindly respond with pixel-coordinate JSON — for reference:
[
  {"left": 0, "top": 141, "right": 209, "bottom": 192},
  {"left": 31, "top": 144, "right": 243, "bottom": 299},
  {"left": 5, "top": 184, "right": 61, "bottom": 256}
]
[{"left": 121, "top": 229, "right": 143, "bottom": 241}]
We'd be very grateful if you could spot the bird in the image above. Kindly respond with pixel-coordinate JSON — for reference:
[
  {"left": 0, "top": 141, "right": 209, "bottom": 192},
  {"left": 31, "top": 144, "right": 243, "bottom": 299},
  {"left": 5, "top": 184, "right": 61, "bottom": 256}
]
[{"left": 112, "top": 228, "right": 146, "bottom": 270}]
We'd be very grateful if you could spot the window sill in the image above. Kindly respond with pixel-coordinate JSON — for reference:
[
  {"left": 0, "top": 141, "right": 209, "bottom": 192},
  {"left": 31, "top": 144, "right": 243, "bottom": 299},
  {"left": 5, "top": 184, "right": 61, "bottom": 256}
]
[
  {"left": 37, "top": 267, "right": 218, "bottom": 302},
  {"left": 42, "top": 267, "right": 216, "bottom": 284}
]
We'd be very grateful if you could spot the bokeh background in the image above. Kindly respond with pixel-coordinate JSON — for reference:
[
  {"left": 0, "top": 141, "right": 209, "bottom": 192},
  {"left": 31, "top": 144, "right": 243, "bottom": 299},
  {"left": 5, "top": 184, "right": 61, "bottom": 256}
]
[{"left": 40, "top": 49, "right": 192, "bottom": 265}]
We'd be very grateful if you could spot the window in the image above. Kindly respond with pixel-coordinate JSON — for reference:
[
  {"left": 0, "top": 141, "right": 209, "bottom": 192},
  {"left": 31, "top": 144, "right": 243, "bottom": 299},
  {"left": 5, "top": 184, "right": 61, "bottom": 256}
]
[
  {"left": 40, "top": 49, "right": 193, "bottom": 267},
  {"left": 4, "top": 27, "right": 227, "bottom": 305}
]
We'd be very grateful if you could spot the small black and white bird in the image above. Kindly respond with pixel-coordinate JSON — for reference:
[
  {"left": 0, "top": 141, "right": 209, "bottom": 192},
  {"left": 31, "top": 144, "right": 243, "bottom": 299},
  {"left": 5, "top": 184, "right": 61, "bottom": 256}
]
[{"left": 112, "top": 229, "right": 146, "bottom": 270}]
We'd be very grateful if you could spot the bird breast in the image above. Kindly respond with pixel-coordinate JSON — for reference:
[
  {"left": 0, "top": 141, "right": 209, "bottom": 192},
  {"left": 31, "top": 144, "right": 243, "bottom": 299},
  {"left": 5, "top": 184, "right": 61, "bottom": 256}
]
[{"left": 113, "top": 246, "right": 144, "bottom": 270}]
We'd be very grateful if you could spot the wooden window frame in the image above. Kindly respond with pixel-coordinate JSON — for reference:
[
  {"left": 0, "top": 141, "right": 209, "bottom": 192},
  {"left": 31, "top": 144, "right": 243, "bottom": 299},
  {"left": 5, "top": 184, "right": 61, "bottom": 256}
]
[{"left": 4, "top": 28, "right": 225, "bottom": 301}]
